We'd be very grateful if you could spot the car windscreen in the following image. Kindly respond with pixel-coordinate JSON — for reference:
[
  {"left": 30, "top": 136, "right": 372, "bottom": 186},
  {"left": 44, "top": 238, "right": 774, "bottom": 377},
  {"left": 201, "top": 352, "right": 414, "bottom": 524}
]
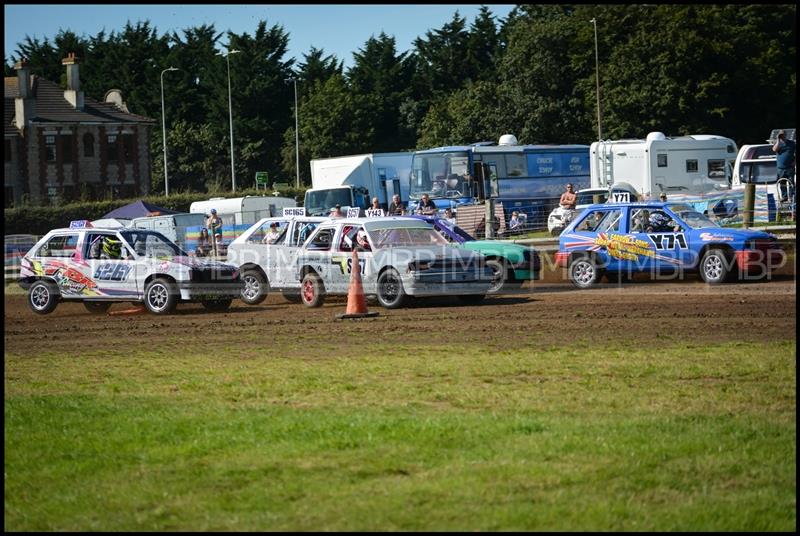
[
  {"left": 667, "top": 206, "right": 720, "bottom": 229},
  {"left": 120, "top": 230, "right": 187, "bottom": 257},
  {"left": 370, "top": 226, "right": 450, "bottom": 248}
]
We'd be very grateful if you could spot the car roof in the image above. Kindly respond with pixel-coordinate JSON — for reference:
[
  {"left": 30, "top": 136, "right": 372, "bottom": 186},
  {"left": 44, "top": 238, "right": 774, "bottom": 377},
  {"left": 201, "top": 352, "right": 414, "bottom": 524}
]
[{"left": 584, "top": 201, "right": 674, "bottom": 210}]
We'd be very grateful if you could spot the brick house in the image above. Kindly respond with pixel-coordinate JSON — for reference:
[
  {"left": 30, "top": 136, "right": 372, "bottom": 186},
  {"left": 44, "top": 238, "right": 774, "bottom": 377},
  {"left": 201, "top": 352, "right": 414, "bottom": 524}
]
[{"left": 4, "top": 53, "right": 155, "bottom": 207}]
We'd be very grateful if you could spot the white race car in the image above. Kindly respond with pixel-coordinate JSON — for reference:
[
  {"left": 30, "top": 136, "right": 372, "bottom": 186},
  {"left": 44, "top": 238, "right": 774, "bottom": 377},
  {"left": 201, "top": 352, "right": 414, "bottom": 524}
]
[
  {"left": 19, "top": 222, "right": 242, "bottom": 315},
  {"left": 226, "top": 215, "right": 328, "bottom": 304},
  {"left": 295, "top": 217, "right": 494, "bottom": 309}
]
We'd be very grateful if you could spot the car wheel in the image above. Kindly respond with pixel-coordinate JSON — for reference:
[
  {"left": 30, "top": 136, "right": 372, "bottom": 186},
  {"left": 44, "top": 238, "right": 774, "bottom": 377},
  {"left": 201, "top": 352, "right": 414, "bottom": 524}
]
[
  {"left": 458, "top": 294, "right": 485, "bottom": 305},
  {"left": 282, "top": 291, "right": 303, "bottom": 304},
  {"left": 486, "top": 258, "right": 510, "bottom": 294},
  {"left": 201, "top": 298, "right": 232, "bottom": 312},
  {"left": 240, "top": 268, "right": 268, "bottom": 305},
  {"left": 700, "top": 249, "right": 731, "bottom": 285},
  {"left": 376, "top": 268, "right": 407, "bottom": 309},
  {"left": 28, "top": 280, "right": 60, "bottom": 315},
  {"left": 143, "top": 278, "right": 178, "bottom": 314},
  {"left": 300, "top": 272, "right": 325, "bottom": 308},
  {"left": 569, "top": 256, "right": 601, "bottom": 289},
  {"left": 83, "top": 301, "right": 112, "bottom": 314}
]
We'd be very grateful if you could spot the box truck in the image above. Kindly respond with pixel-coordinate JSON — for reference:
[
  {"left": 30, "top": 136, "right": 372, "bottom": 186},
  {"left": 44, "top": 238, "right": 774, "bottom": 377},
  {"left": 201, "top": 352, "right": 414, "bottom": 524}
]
[
  {"left": 303, "top": 152, "right": 413, "bottom": 216},
  {"left": 590, "top": 132, "right": 738, "bottom": 199}
]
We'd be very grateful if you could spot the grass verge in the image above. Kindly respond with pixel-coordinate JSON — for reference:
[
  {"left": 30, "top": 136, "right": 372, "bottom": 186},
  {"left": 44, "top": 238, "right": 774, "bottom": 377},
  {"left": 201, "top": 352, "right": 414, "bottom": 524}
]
[{"left": 4, "top": 340, "right": 795, "bottom": 531}]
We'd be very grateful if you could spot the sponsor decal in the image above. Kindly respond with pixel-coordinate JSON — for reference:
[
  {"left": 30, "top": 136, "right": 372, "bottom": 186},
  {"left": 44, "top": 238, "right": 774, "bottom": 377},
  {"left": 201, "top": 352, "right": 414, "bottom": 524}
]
[
  {"left": 94, "top": 263, "right": 133, "bottom": 281},
  {"left": 699, "top": 232, "right": 734, "bottom": 242},
  {"left": 594, "top": 233, "right": 655, "bottom": 261}
]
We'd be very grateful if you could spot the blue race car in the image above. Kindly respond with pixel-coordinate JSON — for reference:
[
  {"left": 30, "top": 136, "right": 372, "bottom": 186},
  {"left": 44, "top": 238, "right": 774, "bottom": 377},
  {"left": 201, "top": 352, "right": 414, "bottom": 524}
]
[{"left": 555, "top": 202, "right": 785, "bottom": 288}]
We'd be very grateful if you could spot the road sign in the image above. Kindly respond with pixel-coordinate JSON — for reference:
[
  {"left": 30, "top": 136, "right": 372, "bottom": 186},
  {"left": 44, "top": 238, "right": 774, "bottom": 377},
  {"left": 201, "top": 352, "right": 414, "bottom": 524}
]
[{"left": 255, "top": 171, "right": 269, "bottom": 186}]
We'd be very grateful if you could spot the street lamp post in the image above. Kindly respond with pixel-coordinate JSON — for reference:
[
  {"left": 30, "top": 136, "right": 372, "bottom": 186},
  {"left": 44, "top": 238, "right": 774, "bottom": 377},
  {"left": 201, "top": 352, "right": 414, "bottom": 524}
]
[
  {"left": 160, "top": 67, "right": 179, "bottom": 196},
  {"left": 590, "top": 18, "right": 602, "bottom": 141},
  {"left": 285, "top": 77, "right": 300, "bottom": 188},
  {"left": 223, "top": 49, "right": 241, "bottom": 193}
]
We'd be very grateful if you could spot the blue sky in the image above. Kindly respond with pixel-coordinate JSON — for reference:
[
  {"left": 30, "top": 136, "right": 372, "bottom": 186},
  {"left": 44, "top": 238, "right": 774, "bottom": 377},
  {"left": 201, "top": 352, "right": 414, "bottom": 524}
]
[{"left": 4, "top": 4, "right": 516, "bottom": 68}]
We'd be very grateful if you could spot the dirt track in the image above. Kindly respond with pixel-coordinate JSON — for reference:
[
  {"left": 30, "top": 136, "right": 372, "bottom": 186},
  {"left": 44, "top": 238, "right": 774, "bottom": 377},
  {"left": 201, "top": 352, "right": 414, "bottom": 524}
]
[{"left": 5, "top": 275, "right": 796, "bottom": 356}]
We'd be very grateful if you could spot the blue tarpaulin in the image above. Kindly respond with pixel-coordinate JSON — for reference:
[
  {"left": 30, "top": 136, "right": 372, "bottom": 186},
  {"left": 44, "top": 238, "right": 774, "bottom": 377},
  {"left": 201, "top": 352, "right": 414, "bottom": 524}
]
[{"left": 102, "top": 200, "right": 179, "bottom": 219}]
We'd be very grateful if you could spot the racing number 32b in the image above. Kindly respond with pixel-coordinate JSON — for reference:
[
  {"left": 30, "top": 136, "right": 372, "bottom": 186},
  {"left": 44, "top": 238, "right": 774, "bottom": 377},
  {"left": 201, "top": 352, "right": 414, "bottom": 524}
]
[{"left": 94, "top": 263, "right": 132, "bottom": 281}]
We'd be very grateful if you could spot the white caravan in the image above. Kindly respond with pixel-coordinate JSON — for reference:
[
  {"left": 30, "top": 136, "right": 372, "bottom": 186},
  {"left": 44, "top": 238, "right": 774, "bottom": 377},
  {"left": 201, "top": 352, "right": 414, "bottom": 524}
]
[
  {"left": 590, "top": 132, "right": 738, "bottom": 199},
  {"left": 189, "top": 195, "right": 297, "bottom": 229},
  {"left": 304, "top": 152, "right": 413, "bottom": 216}
]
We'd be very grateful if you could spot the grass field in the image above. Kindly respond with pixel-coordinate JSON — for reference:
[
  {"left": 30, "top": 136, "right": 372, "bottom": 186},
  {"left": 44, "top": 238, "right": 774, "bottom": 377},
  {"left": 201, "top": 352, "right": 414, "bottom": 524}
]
[{"left": 4, "top": 339, "right": 795, "bottom": 531}]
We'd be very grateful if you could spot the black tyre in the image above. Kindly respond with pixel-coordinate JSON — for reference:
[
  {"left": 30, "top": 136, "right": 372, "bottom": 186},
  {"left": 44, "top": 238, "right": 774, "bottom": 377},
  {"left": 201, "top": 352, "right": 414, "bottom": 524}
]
[
  {"left": 282, "top": 291, "right": 303, "bottom": 304},
  {"left": 240, "top": 268, "right": 268, "bottom": 305},
  {"left": 376, "top": 268, "right": 408, "bottom": 309},
  {"left": 28, "top": 280, "right": 60, "bottom": 315},
  {"left": 458, "top": 294, "right": 486, "bottom": 305},
  {"left": 143, "top": 278, "right": 178, "bottom": 314},
  {"left": 300, "top": 272, "right": 325, "bottom": 308},
  {"left": 569, "top": 256, "right": 602, "bottom": 289},
  {"left": 83, "top": 301, "right": 112, "bottom": 315},
  {"left": 486, "top": 258, "right": 510, "bottom": 294},
  {"left": 700, "top": 249, "right": 731, "bottom": 285},
  {"left": 202, "top": 298, "right": 232, "bottom": 312}
]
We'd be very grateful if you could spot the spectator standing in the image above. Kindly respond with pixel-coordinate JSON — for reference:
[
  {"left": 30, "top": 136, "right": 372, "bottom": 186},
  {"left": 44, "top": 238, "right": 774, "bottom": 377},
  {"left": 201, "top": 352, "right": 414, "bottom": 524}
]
[
  {"left": 387, "top": 194, "right": 405, "bottom": 216},
  {"left": 773, "top": 130, "right": 796, "bottom": 181},
  {"left": 196, "top": 228, "right": 211, "bottom": 257},
  {"left": 207, "top": 208, "right": 223, "bottom": 240},
  {"left": 371, "top": 197, "right": 381, "bottom": 210},
  {"left": 416, "top": 193, "right": 437, "bottom": 215},
  {"left": 330, "top": 204, "right": 344, "bottom": 218},
  {"left": 559, "top": 183, "right": 577, "bottom": 209},
  {"left": 443, "top": 207, "right": 456, "bottom": 227}
]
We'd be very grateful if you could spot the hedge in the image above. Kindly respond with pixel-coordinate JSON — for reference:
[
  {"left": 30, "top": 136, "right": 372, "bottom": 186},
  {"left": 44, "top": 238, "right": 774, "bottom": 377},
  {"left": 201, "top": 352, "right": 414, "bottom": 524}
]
[{"left": 4, "top": 187, "right": 307, "bottom": 236}]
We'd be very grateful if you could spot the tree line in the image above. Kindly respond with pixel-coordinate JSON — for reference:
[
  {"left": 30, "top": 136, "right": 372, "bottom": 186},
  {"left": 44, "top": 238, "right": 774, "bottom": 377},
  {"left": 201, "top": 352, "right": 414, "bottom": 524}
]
[{"left": 5, "top": 4, "right": 796, "bottom": 198}]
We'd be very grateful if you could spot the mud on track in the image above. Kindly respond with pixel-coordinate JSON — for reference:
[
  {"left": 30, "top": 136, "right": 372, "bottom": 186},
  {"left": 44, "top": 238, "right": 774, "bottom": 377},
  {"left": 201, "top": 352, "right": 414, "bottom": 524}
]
[{"left": 5, "top": 276, "right": 796, "bottom": 357}]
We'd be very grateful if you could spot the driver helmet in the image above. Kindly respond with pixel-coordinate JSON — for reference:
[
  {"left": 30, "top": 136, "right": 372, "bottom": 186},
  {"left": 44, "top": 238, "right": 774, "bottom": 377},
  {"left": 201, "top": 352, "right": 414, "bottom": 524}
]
[
  {"left": 356, "top": 229, "right": 370, "bottom": 248},
  {"left": 102, "top": 236, "right": 122, "bottom": 257},
  {"left": 649, "top": 212, "right": 669, "bottom": 227}
]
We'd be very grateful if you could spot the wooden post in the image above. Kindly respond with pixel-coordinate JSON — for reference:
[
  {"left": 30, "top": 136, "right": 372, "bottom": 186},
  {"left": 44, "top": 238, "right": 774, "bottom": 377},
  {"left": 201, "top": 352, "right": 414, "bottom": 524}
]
[{"left": 742, "top": 183, "right": 755, "bottom": 228}]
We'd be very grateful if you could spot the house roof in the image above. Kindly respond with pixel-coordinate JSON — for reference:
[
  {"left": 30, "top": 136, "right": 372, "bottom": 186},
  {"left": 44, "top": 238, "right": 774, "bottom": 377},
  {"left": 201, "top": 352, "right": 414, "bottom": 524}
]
[{"left": 4, "top": 75, "right": 155, "bottom": 129}]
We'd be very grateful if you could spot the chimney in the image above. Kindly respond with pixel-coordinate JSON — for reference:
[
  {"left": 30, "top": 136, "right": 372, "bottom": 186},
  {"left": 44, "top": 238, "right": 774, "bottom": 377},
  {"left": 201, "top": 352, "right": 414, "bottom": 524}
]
[
  {"left": 14, "top": 58, "right": 35, "bottom": 129},
  {"left": 62, "top": 52, "right": 84, "bottom": 110}
]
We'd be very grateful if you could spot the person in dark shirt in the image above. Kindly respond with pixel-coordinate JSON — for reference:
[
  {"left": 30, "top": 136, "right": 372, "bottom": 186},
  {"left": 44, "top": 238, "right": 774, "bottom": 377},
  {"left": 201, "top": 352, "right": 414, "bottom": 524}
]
[
  {"left": 773, "top": 130, "right": 796, "bottom": 181},
  {"left": 416, "top": 193, "right": 437, "bottom": 215},
  {"left": 387, "top": 194, "right": 405, "bottom": 216}
]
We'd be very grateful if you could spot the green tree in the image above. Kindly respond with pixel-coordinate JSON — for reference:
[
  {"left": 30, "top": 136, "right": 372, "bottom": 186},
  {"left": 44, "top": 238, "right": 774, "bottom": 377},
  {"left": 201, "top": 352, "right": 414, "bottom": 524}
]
[{"left": 295, "top": 46, "right": 342, "bottom": 97}]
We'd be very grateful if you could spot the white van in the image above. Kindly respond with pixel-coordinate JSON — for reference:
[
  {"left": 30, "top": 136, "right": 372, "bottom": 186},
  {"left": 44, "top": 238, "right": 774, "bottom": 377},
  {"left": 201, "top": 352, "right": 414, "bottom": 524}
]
[{"left": 731, "top": 130, "right": 796, "bottom": 217}]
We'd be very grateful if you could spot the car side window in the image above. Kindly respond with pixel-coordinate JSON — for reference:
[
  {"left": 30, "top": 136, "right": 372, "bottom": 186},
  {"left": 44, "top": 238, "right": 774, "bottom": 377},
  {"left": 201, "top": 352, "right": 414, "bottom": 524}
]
[
  {"left": 338, "top": 225, "right": 358, "bottom": 252},
  {"left": 307, "top": 227, "right": 334, "bottom": 251},
  {"left": 292, "top": 222, "right": 318, "bottom": 246},
  {"left": 37, "top": 234, "right": 79, "bottom": 258},
  {"left": 599, "top": 209, "right": 622, "bottom": 232},
  {"left": 575, "top": 210, "right": 607, "bottom": 232}
]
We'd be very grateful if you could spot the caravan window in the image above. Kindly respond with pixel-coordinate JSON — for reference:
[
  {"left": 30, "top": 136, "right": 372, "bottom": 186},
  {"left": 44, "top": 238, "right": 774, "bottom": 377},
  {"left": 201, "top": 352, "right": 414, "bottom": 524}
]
[
  {"left": 686, "top": 159, "right": 698, "bottom": 173},
  {"left": 657, "top": 154, "right": 668, "bottom": 167},
  {"left": 708, "top": 159, "right": 725, "bottom": 179}
]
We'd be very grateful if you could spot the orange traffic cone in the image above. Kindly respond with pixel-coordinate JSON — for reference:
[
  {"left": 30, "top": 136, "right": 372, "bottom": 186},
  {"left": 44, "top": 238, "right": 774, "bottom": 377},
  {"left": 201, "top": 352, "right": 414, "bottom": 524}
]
[{"left": 336, "top": 248, "right": 379, "bottom": 319}]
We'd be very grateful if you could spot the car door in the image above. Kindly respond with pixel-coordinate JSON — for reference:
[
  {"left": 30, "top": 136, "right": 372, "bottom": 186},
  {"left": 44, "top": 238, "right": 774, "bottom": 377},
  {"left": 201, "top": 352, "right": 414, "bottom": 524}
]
[
  {"left": 629, "top": 207, "right": 688, "bottom": 275},
  {"left": 83, "top": 231, "right": 138, "bottom": 298},
  {"left": 277, "top": 220, "right": 321, "bottom": 288},
  {"left": 329, "top": 224, "right": 373, "bottom": 294},
  {"left": 298, "top": 225, "right": 337, "bottom": 287},
  {"left": 568, "top": 207, "right": 626, "bottom": 272}
]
